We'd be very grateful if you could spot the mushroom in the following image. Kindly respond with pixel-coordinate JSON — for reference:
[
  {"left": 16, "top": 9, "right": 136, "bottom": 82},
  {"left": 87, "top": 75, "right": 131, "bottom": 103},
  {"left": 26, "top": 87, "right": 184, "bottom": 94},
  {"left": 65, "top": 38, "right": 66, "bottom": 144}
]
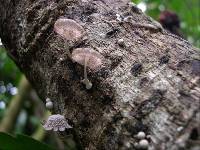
[
  {"left": 136, "top": 131, "right": 146, "bottom": 140},
  {"left": 54, "top": 18, "right": 85, "bottom": 58},
  {"left": 54, "top": 18, "right": 85, "bottom": 41},
  {"left": 71, "top": 48, "right": 104, "bottom": 89},
  {"left": 138, "top": 139, "right": 149, "bottom": 149},
  {"left": 118, "top": 38, "right": 125, "bottom": 47},
  {"left": 43, "top": 114, "right": 72, "bottom": 131},
  {"left": 45, "top": 98, "right": 53, "bottom": 110}
]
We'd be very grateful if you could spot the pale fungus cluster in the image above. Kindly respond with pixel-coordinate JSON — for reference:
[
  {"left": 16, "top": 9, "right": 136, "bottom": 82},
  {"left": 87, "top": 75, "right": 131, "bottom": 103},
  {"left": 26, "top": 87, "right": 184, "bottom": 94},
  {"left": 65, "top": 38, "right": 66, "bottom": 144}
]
[
  {"left": 42, "top": 17, "right": 105, "bottom": 131},
  {"left": 43, "top": 98, "right": 72, "bottom": 132},
  {"left": 45, "top": 98, "right": 53, "bottom": 110},
  {"left": 134, "top": 131, "right": 150, "bottom": 149},
  {"left": 54, "top": 18, "right": 104, "bottom": 89}
]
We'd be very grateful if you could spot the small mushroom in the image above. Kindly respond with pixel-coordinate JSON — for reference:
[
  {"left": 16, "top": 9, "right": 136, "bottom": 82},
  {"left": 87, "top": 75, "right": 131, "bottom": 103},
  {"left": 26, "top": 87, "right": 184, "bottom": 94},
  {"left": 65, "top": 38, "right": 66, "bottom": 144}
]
[
  {"left": 138, "top": 139, "right": 149, "bottom": 149},
  {"left": 45, "top": 98, "right": 53, "bottom": 110},
  {"left": 71, "top": 48, "right": 104, "bottom": 89},
  {"left": 118, "top": 38, "right": 125, "bottom": 47},
  {"left": 54, "top": 18, "right": 84, "bottom": 41},
  {"left": 54, "top": 18, "right": 85, "bottom": 58},
  {"left": 136, "top": 131, "right": 146, "bottom": 139},
  {"left": 43, "top": 114, "right": 72, "bottom": 131}
]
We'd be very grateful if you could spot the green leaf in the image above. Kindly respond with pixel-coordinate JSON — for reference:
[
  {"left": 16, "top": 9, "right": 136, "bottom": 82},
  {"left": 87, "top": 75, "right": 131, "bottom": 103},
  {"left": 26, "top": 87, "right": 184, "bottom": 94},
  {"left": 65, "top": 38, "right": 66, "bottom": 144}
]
[{"left": 0, "top": 132, "right": 55, "bottom": 150}]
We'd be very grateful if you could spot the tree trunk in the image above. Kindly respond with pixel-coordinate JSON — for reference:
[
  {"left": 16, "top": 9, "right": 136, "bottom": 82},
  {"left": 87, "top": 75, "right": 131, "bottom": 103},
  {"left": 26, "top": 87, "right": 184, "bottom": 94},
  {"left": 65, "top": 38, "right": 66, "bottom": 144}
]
[{"left": 0, "top": 0, "right": 200, "bottom": 149}]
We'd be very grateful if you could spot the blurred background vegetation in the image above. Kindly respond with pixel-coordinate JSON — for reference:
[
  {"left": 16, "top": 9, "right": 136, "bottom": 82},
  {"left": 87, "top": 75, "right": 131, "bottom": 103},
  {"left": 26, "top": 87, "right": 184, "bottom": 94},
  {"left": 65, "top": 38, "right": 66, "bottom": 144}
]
[
  {"left": 0, "top": 0, "right": 199, "bottom": 149},
  {"left": 134, "top": 0, "right": 200, "bottom": 47}
]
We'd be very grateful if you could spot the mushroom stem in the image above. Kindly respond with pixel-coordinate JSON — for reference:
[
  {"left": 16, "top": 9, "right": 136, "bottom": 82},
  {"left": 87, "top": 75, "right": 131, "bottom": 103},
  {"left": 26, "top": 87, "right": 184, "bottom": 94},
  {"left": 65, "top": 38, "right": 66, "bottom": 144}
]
[
  {"left": 82, "top": 57, "right": 92, "bottom": 89},
  {"left": 84, "top": 57, "right": 88, "bottom": 79}
]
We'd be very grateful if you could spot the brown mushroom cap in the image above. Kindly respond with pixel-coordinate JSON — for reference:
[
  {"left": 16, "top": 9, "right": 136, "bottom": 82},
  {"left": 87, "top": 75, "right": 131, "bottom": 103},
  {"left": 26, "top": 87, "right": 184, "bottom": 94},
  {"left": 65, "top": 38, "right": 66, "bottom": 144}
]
[
  {"left": 54, "top": 18, "right": 84, "bottom": 41},
  {"left": 71, "top": 48, "right": 104, "bottom": 70}
]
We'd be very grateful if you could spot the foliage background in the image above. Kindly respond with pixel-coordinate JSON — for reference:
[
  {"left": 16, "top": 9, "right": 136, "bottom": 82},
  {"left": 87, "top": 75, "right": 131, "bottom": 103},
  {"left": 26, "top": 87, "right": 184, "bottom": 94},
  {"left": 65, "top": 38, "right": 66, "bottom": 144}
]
[
  {"left": 133, "top": 0, "right": 200, "bottom": 48},
  {"left": 0, "top": 0, "right": 199, "bottom": 149}
]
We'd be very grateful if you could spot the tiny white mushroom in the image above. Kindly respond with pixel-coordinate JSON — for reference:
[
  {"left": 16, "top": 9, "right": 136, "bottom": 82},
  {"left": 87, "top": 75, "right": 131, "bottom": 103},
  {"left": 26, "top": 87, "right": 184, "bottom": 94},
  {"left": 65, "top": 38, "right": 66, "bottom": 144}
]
[
  {"left": 43, "top": 114, "right": 72, "bottom": 131},
  {"left": 177, "top": 126, "right": 184, "bottom": 132},
  {"left": 71, "top": 48, "right": 104, "bottom": 89},
  {"left": 118, "top": 38, "right": 125, "bottom": 47},
  {"left": 59, "top": 57, "right": 64, "bottom": 61},
  {"left": 45, "top": 98, "right": 53, "bottom": 110},
  {"left": 136, "top": 131, "right": 146, "bottom": 139},
  {"left": 138, "top": 139, "right": 149, "bottom": 149}
]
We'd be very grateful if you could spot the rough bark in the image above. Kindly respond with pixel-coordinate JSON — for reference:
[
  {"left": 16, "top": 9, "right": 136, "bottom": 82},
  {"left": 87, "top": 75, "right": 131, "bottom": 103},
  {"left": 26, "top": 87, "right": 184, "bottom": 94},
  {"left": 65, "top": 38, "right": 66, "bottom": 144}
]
[{"left": 0, "top": 0, "right": 200, "bottom": 149}]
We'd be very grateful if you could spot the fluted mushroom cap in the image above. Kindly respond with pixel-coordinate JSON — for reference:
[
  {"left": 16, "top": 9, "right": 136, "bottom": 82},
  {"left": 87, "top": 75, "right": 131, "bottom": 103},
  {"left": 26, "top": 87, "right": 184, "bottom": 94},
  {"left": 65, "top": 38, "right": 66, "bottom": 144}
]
[
  {"left": 71, "top": 48, "right": 104, "bottom": 70},
  {"left": 54, "top": 18, "right": 84, "bottom": 41},
  {"left": 43, "top": 114, "right": 72, "bottom": 131}
]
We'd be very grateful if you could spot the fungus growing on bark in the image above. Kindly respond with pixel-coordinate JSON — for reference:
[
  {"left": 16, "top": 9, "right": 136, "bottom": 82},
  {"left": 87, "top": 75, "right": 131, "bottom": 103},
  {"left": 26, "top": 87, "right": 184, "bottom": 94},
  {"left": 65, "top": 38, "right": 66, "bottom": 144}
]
[
  {"left": 71, "top": 48, "right": 103, "bottom": 89},
  {"left": 45, "top": 98, "right": 53, "bottom": 110},
  {"left": 136, "top": 131, "right": 146, "bottom": 139},
  {"left": 118, "top": 38, "right": 125, "bottom": 47},
  {"left": 138, "top": 139, "right": 149, "bottom": 149},
  {"left": 54, "top": 18, "right": 84, "bottom": 41},
  {"left": 43, "top": 114, "right": 72, "bottom": 131},
  {"left": 54, "top": 18, "right": 85, "bottom": 58}
]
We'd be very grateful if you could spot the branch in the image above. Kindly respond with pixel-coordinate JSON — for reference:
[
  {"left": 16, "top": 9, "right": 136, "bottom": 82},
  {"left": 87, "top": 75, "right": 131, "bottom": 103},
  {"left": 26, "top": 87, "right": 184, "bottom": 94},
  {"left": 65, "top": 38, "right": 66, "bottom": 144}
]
[{"left": 0, "top": 0, "right": 200, "bottom": 149}]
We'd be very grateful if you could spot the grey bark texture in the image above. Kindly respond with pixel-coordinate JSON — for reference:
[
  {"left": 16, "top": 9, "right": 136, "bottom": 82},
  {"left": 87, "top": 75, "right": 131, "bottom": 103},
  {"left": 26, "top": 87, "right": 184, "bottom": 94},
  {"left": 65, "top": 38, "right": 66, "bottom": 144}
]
[{"left": 0, "top": 0, "right": 200, "bottom": 149}]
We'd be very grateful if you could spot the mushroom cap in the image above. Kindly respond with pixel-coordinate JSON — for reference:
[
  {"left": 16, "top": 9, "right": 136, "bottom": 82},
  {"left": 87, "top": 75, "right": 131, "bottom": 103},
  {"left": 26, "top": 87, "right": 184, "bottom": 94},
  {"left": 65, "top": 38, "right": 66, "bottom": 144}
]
[
  {"left": 71, "top": 48, "right": 104, "bottom": 70},
  {"left": 139, "top": 139, "right": 149, "bottom": 149},
  {"left": 136, "top": 131, "right": 146, "bottom": 139},
  {"left": 54, "top": 18, "right": 84, "bottom": 41},
  {"left": 46, "top": 98, "right": 51, "bottom": 102},
  {"left": 43, "top": 114, "right": 72, "bottom": 131},
  {"left": 45, "top": 101, "right": 53, "bottom": 109}
]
